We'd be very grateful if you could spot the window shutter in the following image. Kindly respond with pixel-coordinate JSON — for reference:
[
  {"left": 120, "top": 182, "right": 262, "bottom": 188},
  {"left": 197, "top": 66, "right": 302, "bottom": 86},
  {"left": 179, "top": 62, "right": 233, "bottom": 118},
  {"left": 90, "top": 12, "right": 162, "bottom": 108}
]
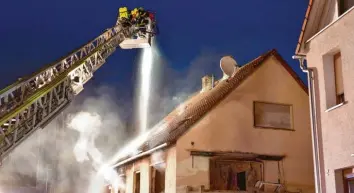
[{"left": 334, "top": 53, "right": 344, "bottom": 95}]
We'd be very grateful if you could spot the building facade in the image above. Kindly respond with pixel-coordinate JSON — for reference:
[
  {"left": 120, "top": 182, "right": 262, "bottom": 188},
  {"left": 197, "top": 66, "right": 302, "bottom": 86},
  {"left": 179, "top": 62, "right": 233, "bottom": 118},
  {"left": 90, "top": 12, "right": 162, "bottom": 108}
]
[
  {"left": 294, "top": 1, "right": 354, "bottom": 193},
  {"left": 117, "top": 50, "right": 315, "bottom": 193}
]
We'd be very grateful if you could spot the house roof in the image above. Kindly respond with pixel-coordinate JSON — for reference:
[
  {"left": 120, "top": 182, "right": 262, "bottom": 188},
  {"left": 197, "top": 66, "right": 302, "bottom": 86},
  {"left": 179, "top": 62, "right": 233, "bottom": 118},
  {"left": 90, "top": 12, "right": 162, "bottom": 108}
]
[
  {"left": 115, "top": 49, "right": 307, "bottom": 166},
  {"left": 295, "top": 0, "right": 313, "bottom": 54}
]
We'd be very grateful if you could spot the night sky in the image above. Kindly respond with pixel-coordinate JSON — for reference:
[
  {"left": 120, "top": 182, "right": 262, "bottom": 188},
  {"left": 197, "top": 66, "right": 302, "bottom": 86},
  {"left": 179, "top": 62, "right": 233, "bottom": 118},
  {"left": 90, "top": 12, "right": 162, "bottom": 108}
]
[{"left": 0, "top": 0, "right": 308, "bottom": 125}]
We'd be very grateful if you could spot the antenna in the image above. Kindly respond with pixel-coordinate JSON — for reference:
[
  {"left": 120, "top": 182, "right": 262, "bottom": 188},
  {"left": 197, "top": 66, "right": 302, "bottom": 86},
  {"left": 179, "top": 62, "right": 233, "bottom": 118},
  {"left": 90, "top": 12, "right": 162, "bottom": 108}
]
[{"left": 220, "top": 56, "right": 237, "bottom": 78}]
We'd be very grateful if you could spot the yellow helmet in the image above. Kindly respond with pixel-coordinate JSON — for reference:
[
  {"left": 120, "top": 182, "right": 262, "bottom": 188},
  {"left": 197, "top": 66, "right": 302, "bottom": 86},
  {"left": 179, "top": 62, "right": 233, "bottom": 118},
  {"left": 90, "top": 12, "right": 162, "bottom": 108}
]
[{"left": 131, "top": 8, "right": 138, "bottom": 15}]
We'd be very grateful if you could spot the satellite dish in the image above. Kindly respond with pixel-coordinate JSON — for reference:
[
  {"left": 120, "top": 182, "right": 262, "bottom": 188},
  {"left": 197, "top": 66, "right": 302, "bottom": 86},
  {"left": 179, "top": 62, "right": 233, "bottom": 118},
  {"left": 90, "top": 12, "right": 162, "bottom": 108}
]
[{"left": 220, "top": 56, "right": 237, "bottom": 77}]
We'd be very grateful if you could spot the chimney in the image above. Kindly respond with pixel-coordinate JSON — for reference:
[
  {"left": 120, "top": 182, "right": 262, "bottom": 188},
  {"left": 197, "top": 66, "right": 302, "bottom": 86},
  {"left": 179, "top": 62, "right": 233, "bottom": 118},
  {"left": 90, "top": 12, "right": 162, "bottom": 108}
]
[{"left": 201, "top": 75, "right": 214, "bottom": 92}]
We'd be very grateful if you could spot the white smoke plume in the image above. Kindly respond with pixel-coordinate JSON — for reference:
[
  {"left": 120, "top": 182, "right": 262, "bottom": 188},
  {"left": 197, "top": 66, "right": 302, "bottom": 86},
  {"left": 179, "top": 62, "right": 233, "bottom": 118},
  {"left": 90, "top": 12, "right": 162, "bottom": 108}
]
[
  {"left": 150, "top": 150, "right": 166, "bottom": 171},
  {"left": 69, "top": 112, "right": 102, "bottom": 164},
  {"left": 0, "top": 46, "right": 225, "bottom": 193},
  {"left": 0, "top": 85, "right": 131, "bottom": 193}
]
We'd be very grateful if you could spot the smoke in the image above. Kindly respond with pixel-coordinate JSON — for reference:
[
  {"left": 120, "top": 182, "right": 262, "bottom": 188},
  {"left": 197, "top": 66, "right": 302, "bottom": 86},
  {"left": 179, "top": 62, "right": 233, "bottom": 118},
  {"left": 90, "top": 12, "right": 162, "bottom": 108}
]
[
  {"left": 69, "top": 112, "right": 102, "bottom": 164},
  {"left": 147, "top": 47, "right": 224, "bottom": 126},
  {"left": 0, "top": 85, "right": 131, "bottom": 193},
  {"left": 0, "top": 45, "right": 225, "bottom": 193},
  {"left": 150, "top": 151, "right": 166, "bottom": 171}
]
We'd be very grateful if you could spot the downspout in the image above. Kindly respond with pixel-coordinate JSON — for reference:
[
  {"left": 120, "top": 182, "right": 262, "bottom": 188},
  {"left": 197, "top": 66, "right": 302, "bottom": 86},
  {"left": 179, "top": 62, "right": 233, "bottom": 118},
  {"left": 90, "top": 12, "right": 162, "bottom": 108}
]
[{"left": 292, "top": 55, "right": 322, "bottom": 193}]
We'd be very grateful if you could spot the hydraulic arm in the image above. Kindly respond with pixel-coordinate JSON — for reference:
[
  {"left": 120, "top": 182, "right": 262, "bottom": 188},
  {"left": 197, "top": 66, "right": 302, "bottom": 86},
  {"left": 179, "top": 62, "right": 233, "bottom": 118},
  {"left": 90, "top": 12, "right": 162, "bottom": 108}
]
[{"left": 0, "top": 7, "right": 156, "bottom": 161}]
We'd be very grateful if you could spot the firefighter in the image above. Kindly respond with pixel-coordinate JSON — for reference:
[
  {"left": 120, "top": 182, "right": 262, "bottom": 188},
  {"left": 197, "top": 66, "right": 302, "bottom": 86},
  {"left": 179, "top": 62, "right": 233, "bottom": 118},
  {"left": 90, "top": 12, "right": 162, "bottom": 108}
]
[
  {"left": 148, "top": 11, "right": 155, "bottom": 21},
  {"left": 138, "top": 7, "right": 148, "bottom": 18},
  {"left": 131, "top": 8, "right": 139, "bottom": 18},
  {"left": 118, "top": 7, "right": 129, "bottom": 20},
  {"left": 136, "top": 7, "right": 148, "bottom": 27},
  {"left": 130, "top": 8, "right": 139, "bottom": 25},
  {"left": 118, "top": 7, "right": 132, "bottom": 27}
]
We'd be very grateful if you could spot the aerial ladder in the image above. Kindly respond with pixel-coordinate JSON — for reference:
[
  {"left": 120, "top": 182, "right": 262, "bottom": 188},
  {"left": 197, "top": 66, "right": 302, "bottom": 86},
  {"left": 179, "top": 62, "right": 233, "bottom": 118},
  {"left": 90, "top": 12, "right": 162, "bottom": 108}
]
[{"left": 0, "top": 7, "right": 157, "bottom": 162}]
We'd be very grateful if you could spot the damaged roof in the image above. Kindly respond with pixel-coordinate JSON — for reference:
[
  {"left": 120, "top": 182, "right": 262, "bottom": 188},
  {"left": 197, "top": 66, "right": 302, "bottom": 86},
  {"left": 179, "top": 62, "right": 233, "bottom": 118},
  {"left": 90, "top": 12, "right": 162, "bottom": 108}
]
[{"left": 115, "top": 49, "right": 307, "bottom": 166}]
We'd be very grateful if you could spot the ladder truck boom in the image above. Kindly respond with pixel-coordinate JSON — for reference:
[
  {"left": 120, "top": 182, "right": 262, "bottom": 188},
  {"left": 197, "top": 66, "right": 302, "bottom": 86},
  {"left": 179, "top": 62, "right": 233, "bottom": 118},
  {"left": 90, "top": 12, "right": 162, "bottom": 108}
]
[{"left": 0, "top": 7, "right": 156, "bottom": 161}]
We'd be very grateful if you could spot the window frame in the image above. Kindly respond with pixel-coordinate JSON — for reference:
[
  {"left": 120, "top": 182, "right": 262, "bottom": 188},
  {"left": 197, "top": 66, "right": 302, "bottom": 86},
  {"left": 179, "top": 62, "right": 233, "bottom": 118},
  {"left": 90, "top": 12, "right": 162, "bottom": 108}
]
[
  {"left": 253, "top": 101, "right": 294, "bottom": 131},
  {"left": 323, "top": 49, "right": 348, "bottom": 111}
]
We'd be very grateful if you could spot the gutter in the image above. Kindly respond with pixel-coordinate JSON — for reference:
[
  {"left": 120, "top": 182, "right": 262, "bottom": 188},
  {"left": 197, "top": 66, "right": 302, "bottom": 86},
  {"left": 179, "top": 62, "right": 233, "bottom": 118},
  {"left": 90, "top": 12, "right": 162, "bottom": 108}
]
[
  {"left": 111, "top": 143, "right": 168, "bottom": 168},
  {"left": 292, "top": 55, "right": 322, "bottom": 193},
  {"left": 295, "top": 0, "right": 313, "bottom": 54}
]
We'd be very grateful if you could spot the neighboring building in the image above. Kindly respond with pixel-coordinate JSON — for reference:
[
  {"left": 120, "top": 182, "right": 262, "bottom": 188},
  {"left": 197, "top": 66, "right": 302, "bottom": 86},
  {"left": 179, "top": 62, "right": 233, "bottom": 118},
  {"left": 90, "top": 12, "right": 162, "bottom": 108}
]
[
  {"left": 116, "top": 49, "right": 314, "bottom": 193},
  {"left": 294, "top": 1, "right": 354, "bottom": 193}
]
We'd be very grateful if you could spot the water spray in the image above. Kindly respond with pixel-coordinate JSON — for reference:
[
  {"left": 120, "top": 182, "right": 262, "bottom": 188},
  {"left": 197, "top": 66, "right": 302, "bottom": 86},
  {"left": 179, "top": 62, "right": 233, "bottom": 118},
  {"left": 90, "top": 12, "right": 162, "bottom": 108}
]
[{"left": 137, "top": 41, "right": 154, "bottom": 134}]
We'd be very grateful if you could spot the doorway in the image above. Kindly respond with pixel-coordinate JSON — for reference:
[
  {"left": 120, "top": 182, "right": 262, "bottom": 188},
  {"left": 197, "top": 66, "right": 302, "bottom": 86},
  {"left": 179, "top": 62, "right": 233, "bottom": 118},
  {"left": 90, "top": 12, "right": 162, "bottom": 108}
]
[
  {"left": 134, "top": 171, "right": 140, "bottom": 193},
  {"left": 151, "top": 164, "right": 165, "bottom": 193}
]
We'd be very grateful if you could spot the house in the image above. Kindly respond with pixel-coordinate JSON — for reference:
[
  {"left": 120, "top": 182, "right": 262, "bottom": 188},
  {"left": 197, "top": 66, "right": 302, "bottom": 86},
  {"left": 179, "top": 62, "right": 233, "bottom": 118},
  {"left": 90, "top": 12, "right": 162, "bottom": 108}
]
[
  {"left": 114, "top": 49, "right": 315, "bottom": 193},
  {"left": 294, "top": 0, "right": 354, "bottom": 193}
]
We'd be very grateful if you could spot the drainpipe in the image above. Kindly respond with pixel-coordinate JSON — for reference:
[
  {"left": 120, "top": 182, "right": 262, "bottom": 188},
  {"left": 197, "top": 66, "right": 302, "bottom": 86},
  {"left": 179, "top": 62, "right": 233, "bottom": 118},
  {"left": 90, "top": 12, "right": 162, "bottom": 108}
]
[{"left": 292, "top": 55, "right": 322, "bottom": 193}]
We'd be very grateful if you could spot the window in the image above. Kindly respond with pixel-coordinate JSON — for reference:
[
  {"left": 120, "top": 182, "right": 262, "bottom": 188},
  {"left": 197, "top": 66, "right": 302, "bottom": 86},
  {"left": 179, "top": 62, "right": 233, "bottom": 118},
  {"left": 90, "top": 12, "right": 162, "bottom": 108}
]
[
  {"left": 253, "top": 102, "right": 292, "bottom": 130},
  {"left": 134, "top": 171, "right": 141, "bottom": 193},
  {"left": 334, "top": 52, "right": 345, "bottom": 104},
  {"left": 150, "top": 165, "right": 165, "bottom": 193},
  {"left": 339, "top": 0, "right": 354, "bottom": 15},
  {"left": 335, "top": 168, "right": 354, "bottom": 193},
  {"left": 323, "top": 51, "right": 346, "bottom": 109}
]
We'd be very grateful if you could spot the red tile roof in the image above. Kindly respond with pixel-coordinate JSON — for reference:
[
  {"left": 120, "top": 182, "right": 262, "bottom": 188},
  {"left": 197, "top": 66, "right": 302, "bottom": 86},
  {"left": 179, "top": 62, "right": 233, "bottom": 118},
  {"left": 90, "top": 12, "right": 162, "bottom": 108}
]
[{"left": 116, "top": 49, "right": 307, "bottom": 165}]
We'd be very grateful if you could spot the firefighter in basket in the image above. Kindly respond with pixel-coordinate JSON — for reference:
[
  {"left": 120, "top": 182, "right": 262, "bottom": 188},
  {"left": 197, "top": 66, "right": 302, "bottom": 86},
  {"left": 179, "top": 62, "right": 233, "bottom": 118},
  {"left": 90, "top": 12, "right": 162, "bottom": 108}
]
[
  {"left": 118, "top": 7, "right": 130, "bottom": 26},
  {"left": 119, "top": 7, "right": 154, "bottom": 24}
]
